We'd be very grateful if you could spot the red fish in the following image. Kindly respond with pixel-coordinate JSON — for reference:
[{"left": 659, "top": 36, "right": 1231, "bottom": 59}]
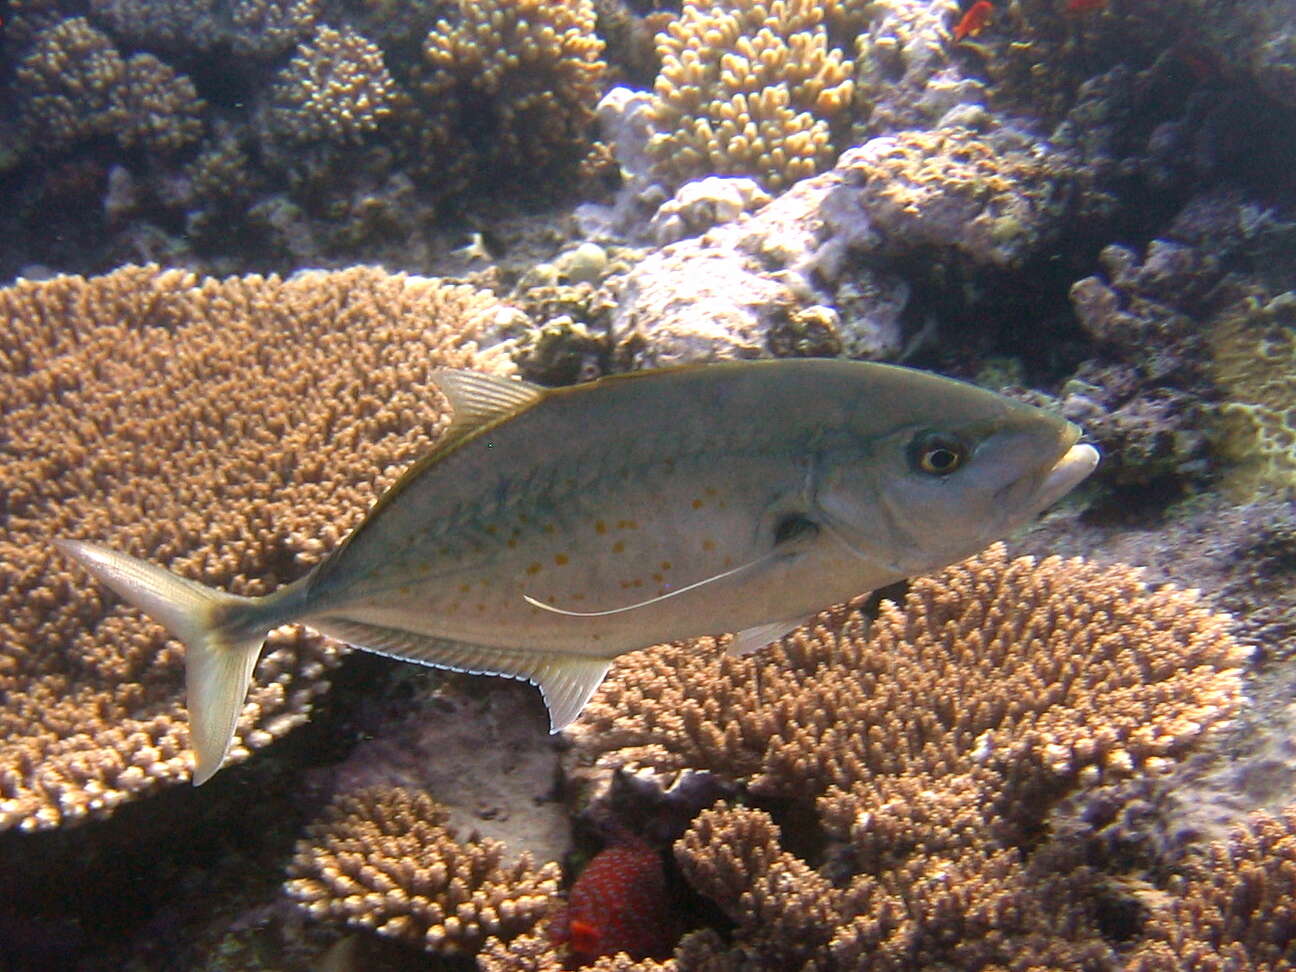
[
  {"left": 954, "top": 0, "right": 993, "bottom": 41},
  {"left": 549, "top": 839, "right": 679, "bottom": 964}
]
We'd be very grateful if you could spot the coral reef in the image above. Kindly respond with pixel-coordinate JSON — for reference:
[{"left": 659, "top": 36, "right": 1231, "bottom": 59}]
[
  {"left": 644, "top": 0, "right": 855, "bottom": 191},
  {"left": 285, "top": 785, "right": 560, "bottom": 955},
  {"left": 491, "top": 544, "right": 1250, "bottom": 969},
  {"left": 0, "top": 263, "right": 512, "bottom": 832},
  {"left": 16, "top": 17, "right": 125, "bottom": 150}
]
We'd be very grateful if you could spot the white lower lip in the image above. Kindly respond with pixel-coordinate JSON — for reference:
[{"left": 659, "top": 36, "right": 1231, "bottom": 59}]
[{"left": 1038, "top": 443, "right": 1100, "bottom": 507}]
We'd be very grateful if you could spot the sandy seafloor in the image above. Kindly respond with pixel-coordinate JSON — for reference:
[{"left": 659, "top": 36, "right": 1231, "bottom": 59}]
[{"left": 2, "top": 0, "right": 1296, "bottom": 968}]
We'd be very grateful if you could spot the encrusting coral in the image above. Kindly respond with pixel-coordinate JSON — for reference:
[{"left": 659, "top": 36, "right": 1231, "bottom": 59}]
[
  {"left": 645, "top": 0, "right": 855, "bottom": 191},
  {"left": 285, "top": 785, "right": 560, "bottom": 955},
  {"left": 0, "top": 263, "right": 511, "bottom": 833},
  {"left": 419, "top": 0, "right": 608, "bottom": 180}
]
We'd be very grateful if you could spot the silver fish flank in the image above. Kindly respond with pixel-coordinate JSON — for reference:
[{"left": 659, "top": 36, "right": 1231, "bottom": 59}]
[{"left": 57, "top": 359, "right": 1099, "bottom": 783}]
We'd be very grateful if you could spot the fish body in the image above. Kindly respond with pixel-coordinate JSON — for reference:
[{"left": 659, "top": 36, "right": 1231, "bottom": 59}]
[
  {"left": 58, "top": 360, "right": 1099, "bottom": 783},
  {"left": 549, "top": 839, "right": 678, "bottom": 963}
]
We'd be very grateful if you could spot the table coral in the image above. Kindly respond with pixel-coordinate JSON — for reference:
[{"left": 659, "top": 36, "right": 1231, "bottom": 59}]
[
  {"left": 645, "top": 0, "right": 855, "bottom": 191},
  {"left": 285, "top": 785, "right": 560, "bottom": 955},
  {"left": 0, "top": 263, "right": 510, "bottom": 833},
  {"left": 420, "top": 0, "right": 607, "bottom": 180}
]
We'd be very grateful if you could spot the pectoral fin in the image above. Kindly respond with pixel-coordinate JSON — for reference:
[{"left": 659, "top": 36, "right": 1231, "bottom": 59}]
[
  {"left": 727, "top": 616, "right": 811, "bottom": 657},
  {"left": 309, "top": 616, "right": 611, "bottom": 731}
]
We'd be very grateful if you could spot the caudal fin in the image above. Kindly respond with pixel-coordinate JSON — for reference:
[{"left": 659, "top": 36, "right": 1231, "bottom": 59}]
[{"left": 54, "top": 539, "right": 274, "bottom": 785}]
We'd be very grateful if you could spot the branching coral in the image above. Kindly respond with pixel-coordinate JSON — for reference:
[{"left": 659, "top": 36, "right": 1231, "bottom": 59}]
[
  {"left": 113, "top": 53, "right": 205, "bottom": 153},
  {"left": 1125, "top": 805, "right": 1296, "bottom": 970},
  {"left": 16, "top": 17, "right": 205, "bottom": 155},
  {"left": 559, "top": 544, "right": 1248, "bottom": 967},
  {"left": 266, "top": 25, "right": 397, "bottom": 143},
  {"left": 16, "top": 17, "right": 124, "bottom": 150},
  {"left": 0, "top": 264, "right": 512, "bottom": 832},
  {"left": 285, "top": 785, "right": 560, "bottom": 955},
  {"left": 645, "top": 0, "right": 855, "bottom": 191},
  {"left": 420, "top": 0, "right": 607, "bottom": 180}
]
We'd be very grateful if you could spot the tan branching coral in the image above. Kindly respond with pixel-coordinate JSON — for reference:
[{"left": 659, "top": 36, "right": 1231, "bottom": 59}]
[
  {"left": 16, "top": 18, "right": 204, "bottom": 155},
  {"left": 229, "top": 0, "right": 319, "bottom": 57},
  {"left": 420, "top": 0, "right": 607, "bottom": 177},
  {"left": 266, "top": 25, "right": 397, "bottom": 143},
  {"left": 16, "top": 17, "right": 124, "bottom": 149},
  {"left": 0, "top": 264, "right": 512, "bottom": 832},
  {"left": 1126, "top": 806, "right": 1296, "bottom": 971},
  {"left": 561, "top": 545, "right": 1248, "bottom": 968},
  {"left": 646, "top": 0, "right": 855, "bottom": 191},
  {"left": 113, "top": 53, "right": 205, "bottom": 153},
  {"left": 573, "top": 544, "right": 1246, "bottom": 799},
  {"left": 286, "top": 786, "right": 560, "bottom": 955}
]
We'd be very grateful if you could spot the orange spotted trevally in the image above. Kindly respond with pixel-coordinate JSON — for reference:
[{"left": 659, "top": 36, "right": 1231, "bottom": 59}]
[{"left": 57, "top": 360, "right": 1099, "bottom": 784}]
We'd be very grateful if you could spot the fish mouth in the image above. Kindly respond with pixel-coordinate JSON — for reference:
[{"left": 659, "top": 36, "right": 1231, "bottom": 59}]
[{"left": 1033, "top": 438, "right": 1100, "bottom": 512}]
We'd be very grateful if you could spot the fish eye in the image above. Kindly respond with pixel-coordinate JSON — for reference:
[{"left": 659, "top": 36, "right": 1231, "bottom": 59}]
[{"left": 908, "top": 433, "right": 968, "bottom": 476}]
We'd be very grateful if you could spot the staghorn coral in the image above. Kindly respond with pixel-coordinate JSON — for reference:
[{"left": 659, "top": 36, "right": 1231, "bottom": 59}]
[
  {"left": 266, "top": 25, "right": 398, "bottom": 144},
  {"left": 645, "top": 0, "right": 854, "bottom": 192},
  {"left": 420, "top": 0, "right": 608, "bottom": 180},
  {"left": 285, "top": 785, "right": 560, "bottom": 955},
  {"left": 1125, "top": 805, "right": 1296, "bottom": 970},
  {"left": 16, "top": 17, "right": 125, "bottom": 150},
  {"left": 0, "top": 263, "right": 512, "bottom": 832}
]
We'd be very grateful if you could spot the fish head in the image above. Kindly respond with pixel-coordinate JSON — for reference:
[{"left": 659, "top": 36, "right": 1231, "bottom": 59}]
[{"left": 815, "top": 389, "right": 1099, "bottom": 577}]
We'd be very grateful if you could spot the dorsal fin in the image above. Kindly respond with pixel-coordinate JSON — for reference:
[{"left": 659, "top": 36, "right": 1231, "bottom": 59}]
[{"left": 431, "top": 369, "right": 545, "bottom": 440}]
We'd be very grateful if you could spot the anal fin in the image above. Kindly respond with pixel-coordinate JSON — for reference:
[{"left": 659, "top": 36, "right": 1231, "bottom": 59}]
[
  {"left": 309, "top": 616, "right": 611, "bottom": 732},
  {"left": 727, "top": 616, "right": 811, "bottom": 657}
]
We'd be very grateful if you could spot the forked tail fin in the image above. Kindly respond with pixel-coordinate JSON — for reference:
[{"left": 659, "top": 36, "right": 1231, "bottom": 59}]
[{"left": 54, "top": 539, "right": 277, "bottom": 785}]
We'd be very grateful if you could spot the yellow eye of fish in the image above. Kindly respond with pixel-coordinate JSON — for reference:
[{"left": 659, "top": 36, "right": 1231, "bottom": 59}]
[{"left": 910, "top": 434, "right": 968, "bottom": 476}]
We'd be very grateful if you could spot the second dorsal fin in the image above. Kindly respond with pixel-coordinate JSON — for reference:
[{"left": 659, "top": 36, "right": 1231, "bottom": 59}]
[{"left": 431, "top": 369, "right": 546, "bottom": 439}]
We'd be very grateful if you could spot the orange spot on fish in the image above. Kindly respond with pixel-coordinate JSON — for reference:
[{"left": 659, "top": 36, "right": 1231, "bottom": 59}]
[
  {"left": 595, "top": 520, "right": 607, "bottom": 534},
  {"left": 554, "top": 553, "right": 569, "bottom": 566},
  {"left": 526, "top": 562, "right": 542, "bottom": 575},
  {"left": 953, "top": 0, "right": 992, "bottom": 40},
  {"left": 691, "top": 498, "right": 704, "bottom": 509},
  {"left": 704, "top": 486, "right": 717, "bottom": 496},
  {"left": 459, "top": 583, "right": 471, "bottom": 594},
  {"left": 702, "top": 539, "right": 715, "bottom": 551},
  {"left": 660, "top": 561, "right": 671, "bottom": 571},
  {"left": 612, "top": 540, "right": 625, "bottom": 554},
  {"left": 617, "top": 519, "right": 638, "bottom": 530}
]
